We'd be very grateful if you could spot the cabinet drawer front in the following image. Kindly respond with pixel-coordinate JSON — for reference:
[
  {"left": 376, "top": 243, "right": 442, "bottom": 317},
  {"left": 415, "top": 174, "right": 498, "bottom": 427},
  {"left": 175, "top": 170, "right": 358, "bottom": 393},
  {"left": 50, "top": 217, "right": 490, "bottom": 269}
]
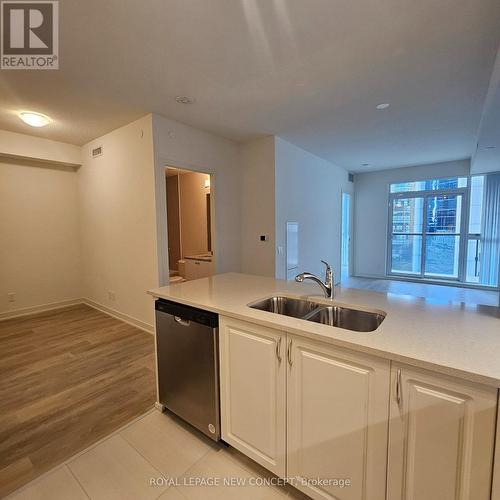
[
  {"left": 219, "top": 317, "right": 286, "bottom": 477},
  {"left": 287, "top": 337, "right": 390, "bottom": 500},
  {"left": 387, "top": 365, "right": 497, "bottom": 500}
]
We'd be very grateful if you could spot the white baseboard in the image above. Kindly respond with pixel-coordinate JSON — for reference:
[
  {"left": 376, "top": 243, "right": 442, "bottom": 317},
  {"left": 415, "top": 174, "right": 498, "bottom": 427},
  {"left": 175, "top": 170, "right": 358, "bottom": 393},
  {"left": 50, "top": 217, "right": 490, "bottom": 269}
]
[
  {"left": 154, "top": 402, "right": 166, "bottom": 412},
  {"left": 0, "top": 298, "right": 83, "bottom": 321},
  {"left": 82, "top": 298, "right": 154, "bottom": 335},
  {"left": 0, "top": 297, "right": 155, "bottom": 335}
]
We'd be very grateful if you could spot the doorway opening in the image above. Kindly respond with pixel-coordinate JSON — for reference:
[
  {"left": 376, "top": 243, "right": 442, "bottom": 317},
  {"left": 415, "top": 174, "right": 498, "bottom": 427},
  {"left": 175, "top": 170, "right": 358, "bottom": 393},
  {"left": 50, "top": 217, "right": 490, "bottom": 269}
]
[
  {"left": 165, "top": 167, "right": 215, "bottom": 283},
  {"left": 341, "top": 192, "right": 351, "bottom": 281}
]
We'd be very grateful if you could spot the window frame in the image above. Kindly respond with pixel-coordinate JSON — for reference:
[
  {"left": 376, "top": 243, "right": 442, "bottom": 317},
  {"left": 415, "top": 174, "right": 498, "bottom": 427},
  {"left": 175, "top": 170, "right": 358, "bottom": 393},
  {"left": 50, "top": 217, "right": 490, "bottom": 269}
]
[{"left": 387, "top": 185, "right": 469, "bottom": 282}]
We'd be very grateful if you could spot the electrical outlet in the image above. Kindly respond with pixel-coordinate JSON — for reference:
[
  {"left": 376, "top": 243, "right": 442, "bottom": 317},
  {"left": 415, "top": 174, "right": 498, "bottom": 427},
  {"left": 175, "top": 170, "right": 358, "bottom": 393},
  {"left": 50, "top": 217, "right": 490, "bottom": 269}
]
[
  {"left": 108, "top": 291, "right": 116, "bottom": 301},
  {"left": 7, "top": 292, "right": 16, "bottom": 303}
]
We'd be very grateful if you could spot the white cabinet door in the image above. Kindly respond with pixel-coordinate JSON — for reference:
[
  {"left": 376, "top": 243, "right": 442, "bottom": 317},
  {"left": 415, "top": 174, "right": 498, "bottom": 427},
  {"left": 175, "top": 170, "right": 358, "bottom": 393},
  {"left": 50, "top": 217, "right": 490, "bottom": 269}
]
[
  {"left": 387, "top": 365, "right": 497, "bottom": 500},
  {"left": 219, "top": 317, "right": 286, "bottom": 477},
  {"left": 287, "top": 335, "right": 390, "bottom": 500}
]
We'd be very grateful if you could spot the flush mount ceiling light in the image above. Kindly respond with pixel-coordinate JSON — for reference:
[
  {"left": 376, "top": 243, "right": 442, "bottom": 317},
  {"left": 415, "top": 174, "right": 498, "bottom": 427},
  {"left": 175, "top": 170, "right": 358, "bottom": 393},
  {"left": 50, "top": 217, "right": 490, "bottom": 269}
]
[
  {"left": 175, "top": 96, "right": 194, "bottom": 104},
  {"left": 376, "top": 103, "right": 390, "bottom": 110},
  {"left": 19, "top": 111, "right": 51, "bottom": 127}
]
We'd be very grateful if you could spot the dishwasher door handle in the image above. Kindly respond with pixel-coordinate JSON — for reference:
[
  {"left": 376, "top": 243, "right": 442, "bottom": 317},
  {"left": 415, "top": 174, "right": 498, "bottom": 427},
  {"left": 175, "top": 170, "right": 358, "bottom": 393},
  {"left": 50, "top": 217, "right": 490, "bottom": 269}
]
[{"left": 174, "top": 316, "right": 191, "bottom": 327}]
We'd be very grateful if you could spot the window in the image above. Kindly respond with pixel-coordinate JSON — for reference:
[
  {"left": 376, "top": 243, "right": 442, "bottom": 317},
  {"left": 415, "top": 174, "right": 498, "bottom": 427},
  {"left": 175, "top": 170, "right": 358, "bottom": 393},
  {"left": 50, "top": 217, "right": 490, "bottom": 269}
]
[
  {"left": 388, "top": 175, "right": 497, "bottom": 287},
  {"left": 390, "top": 197, "right": 423, "bottom": 275},
  {"left": 465, "top": 176, "right": 484, "bottom": 283},
  {"left": 390, "top": 177, "right": 468, "bottom": 193}
]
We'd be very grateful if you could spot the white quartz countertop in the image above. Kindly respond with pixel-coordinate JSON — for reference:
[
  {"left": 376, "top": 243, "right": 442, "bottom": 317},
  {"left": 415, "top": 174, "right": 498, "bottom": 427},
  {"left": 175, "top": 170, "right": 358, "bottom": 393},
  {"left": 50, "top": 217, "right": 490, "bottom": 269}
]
[{"left": 148, "top": 273, "right": 500, "bottom": 387}]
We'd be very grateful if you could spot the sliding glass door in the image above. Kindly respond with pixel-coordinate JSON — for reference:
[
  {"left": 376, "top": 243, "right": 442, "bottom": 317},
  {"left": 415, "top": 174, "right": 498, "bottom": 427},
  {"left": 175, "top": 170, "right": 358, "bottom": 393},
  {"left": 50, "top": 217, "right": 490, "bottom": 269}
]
[
  {"left": 389, "top": 191, "right": 466, "bottom": 280},
  {"left": 390, "top": 196, "right": 424, "bottom": 275},
  {"left": 424, "top": 194, "right": 464, "bottom": 279}
]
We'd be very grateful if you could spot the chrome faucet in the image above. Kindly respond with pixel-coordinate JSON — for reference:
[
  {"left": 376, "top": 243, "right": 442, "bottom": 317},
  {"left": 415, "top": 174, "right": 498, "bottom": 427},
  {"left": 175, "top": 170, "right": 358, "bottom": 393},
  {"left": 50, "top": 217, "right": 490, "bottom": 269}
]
[{"left": 295, "top": 260, "right": 334, "bottom": 299}]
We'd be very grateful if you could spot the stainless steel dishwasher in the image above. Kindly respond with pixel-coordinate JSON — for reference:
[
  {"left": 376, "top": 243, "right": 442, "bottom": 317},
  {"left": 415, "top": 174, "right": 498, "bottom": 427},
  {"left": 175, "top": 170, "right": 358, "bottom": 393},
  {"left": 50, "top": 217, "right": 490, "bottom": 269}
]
[{"left": 155, "top": 299, "right": 220, "bottom": 441}]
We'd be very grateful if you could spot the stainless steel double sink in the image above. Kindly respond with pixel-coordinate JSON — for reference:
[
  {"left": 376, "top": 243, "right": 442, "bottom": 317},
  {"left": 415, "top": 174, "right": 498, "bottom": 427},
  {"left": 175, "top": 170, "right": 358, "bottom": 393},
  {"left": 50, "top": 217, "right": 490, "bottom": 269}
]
[{"left": 248, "top": 296, "right": 385, "bottom": 332}]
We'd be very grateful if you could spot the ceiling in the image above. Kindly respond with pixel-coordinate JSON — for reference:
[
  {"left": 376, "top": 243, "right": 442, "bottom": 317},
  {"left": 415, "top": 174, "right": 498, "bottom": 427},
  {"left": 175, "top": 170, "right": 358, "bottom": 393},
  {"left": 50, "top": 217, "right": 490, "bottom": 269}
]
[{"left": 1, "top": 0, "right": 499, "bottom": 172}]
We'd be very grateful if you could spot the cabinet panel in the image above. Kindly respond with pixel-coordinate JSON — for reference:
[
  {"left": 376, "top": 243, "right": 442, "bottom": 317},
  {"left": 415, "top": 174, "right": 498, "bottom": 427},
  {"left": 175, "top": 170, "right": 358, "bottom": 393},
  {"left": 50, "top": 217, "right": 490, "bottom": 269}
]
[
  {"left": 219, "top": 317, "right": 286, "bottom": 476},
  {"left": 287, "top": 336, "right": 390, "bottom": 500},
  {"left": 387, "top": 365, "right": 497, "bottom": 500}
]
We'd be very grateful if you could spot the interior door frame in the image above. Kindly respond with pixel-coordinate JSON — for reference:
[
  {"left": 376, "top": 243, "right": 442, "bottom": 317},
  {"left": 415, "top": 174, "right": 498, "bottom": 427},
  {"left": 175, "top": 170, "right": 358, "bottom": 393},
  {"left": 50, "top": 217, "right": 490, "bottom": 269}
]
[
  {"left": 340, "top": 191, "right": 352, "bottom": 280},
  {"left": 387, "top": 187, "right": 468, "bottom": 282},
  {"left": 154, "top": 156, "right": 216, "bottom": 286}
]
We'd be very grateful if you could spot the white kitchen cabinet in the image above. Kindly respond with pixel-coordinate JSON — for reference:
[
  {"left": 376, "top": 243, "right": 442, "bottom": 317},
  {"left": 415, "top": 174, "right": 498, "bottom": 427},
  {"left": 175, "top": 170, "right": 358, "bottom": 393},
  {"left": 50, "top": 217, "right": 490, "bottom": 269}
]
[
  {"left": 218, "top": 315, "right": 499, "bottom": 500},
  {"left": 219, "top": 317, "right": 286, "bottom": 477},
  {"left": 387, "top": 365, "right": 497, "bottom": 500},
  {"left": 287, "top": 335, "right": 391, "bottom": 500}
]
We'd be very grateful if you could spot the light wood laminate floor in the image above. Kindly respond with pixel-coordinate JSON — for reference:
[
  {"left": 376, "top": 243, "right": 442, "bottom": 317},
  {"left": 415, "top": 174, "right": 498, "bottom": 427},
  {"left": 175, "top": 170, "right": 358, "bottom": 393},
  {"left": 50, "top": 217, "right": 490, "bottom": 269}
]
[{"left": 0, "top": 305, "right": 156, "bottom": 498}]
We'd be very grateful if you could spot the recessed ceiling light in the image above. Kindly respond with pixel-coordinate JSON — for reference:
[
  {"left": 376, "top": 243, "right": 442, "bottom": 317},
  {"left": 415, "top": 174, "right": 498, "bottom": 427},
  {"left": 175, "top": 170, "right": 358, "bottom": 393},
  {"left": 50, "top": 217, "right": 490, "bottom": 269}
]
[
  {"left": 175, "top": 96, "right": 194, "bottom": 104},
  {"left": 376, "top": 103, "right": 390, "bottom": 110},
  {"left": 19, "top": 111, "right": 51, "bottom": 127}
]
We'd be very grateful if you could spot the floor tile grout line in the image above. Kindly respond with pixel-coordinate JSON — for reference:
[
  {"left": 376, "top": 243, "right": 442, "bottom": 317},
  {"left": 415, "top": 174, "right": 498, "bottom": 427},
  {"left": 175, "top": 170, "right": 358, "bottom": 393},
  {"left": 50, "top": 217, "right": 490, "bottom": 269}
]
[
  {"left": 176, "top": 446, "right": 220, "bottom": 482},
  {"left": 174, "top": 446, "right": 291, "bottom": 499},
  {"left": 112, "top": 433, "right": 170, "bottom": 483},
  {"left": 173, "top": 486, "right": 189, "bottom": 500},
  {"left": 65, "top": 464, "right": 93, "bottom": 500},
  {"left": 65, "top": 434, "right": 169, "bottom": 499},
  {"left": 118, "top": 424, "right": 215, "bottom": 495}
]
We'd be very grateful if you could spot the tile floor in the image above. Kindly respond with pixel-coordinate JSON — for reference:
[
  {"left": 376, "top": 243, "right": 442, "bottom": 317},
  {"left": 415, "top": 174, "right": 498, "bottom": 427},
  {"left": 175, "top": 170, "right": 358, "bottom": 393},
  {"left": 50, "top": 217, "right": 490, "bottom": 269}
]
[{"left": 7, "top": 410, "right": 307, "bottom": 500}]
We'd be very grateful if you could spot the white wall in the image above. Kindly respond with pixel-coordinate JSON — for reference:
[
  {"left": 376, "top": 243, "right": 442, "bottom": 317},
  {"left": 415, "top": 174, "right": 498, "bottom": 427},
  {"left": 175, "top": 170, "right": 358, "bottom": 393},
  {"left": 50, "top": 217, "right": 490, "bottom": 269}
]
[
  {"left": 239, "top": 136, "right": 276, "bottom": 277},
  {"left": 0, "top": 115, "right": 242, "bottom": 327},
  {"left": 78, "top": 115, "right": 158, "bottom": 329},
  {"left": 0, "top": 159, "right": 81, "bottom": 315},
  {"left": 152, "top": 114, "right": 241, "bottom": 285},
  {"left": 275, "top": 137, "right": 352, "bottom": 282},
  {"left": 353, "top": 159, "right": 471, "bottom": 278}
]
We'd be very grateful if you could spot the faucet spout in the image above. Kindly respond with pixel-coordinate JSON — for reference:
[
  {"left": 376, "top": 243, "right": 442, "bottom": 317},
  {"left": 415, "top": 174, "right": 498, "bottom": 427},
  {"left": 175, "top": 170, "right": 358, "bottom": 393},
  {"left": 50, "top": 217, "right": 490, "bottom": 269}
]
[{"left": 295, "top": 261, "right": 335, "bottom": 299}]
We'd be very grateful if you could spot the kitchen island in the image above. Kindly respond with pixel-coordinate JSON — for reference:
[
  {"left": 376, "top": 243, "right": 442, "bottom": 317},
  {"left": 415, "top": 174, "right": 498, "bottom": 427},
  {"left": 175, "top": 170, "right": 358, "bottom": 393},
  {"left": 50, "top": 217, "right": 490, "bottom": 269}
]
[
  {"left": 149, "top": 272, "right": 500, "bottom": 386},
  {"left": 149, "top": 273, "right": 500, "bottom": 500}
]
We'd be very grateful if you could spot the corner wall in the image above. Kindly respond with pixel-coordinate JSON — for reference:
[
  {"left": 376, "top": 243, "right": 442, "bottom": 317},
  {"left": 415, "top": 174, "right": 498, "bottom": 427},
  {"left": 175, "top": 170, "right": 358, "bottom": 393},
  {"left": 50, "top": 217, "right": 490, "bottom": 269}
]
[
  {"left": 353, "top": 159, "right": 471, "bottom": 278},
  {"left": 275, "top": 138, "right": 352, "bottom": 282},
  {"left": 78, "top": 115, "right": 158, "bottom": 329},
  {"left": 0, "top": 158, "right": 81, "bottom": 316}
]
